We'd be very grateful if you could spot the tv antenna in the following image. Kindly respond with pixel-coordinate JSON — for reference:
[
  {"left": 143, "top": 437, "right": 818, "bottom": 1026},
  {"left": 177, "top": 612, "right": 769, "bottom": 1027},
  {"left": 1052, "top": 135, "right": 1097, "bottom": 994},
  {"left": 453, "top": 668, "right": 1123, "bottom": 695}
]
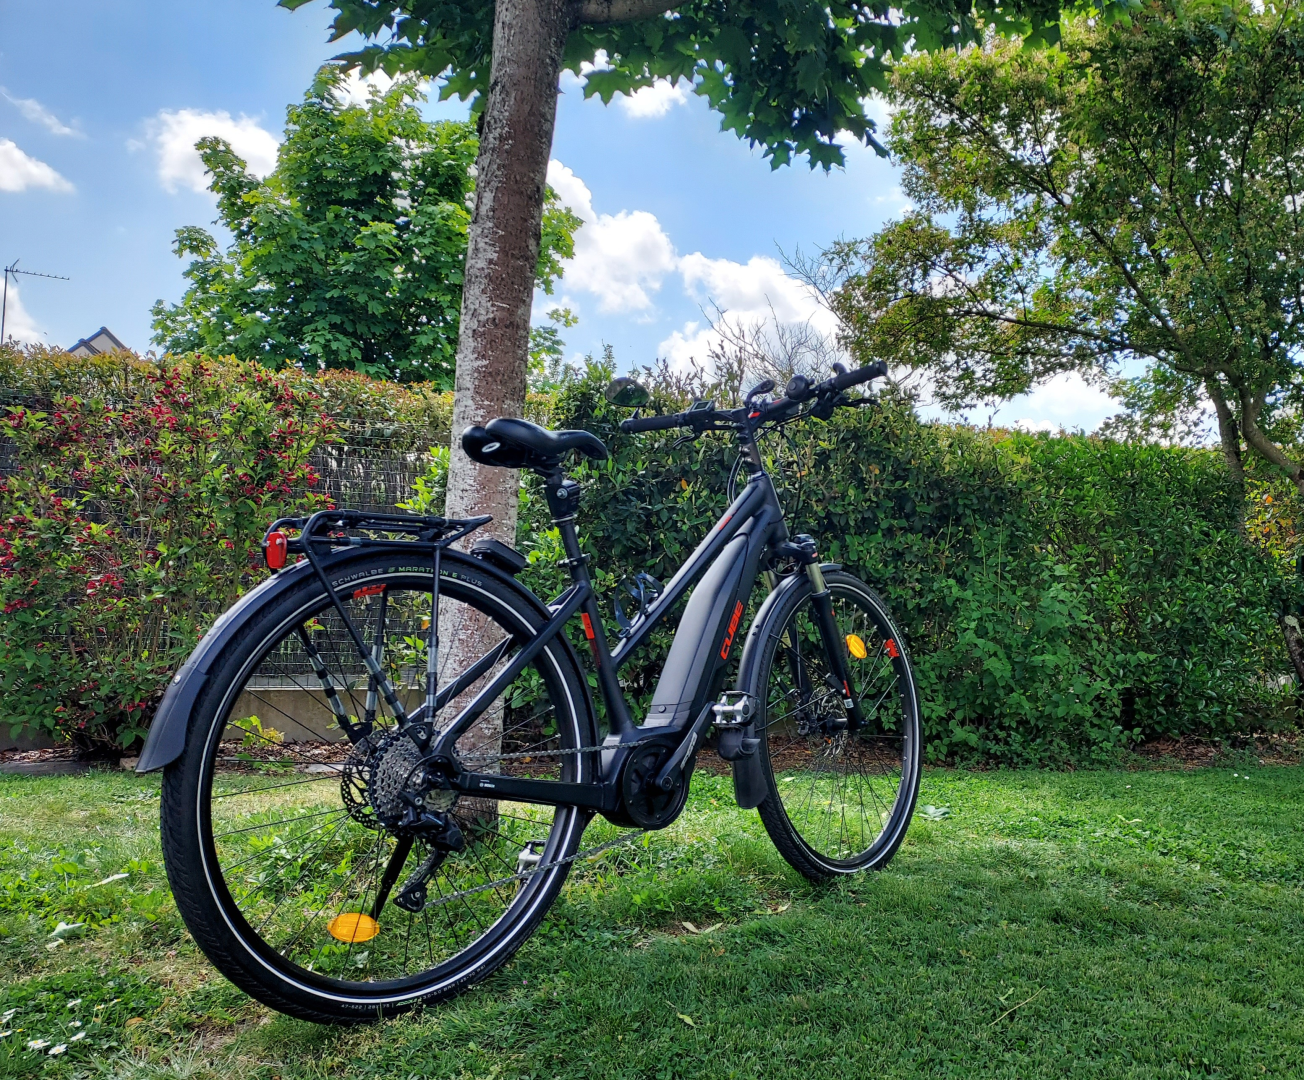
[{"left": 2, "top": 260, "right": 71, "bottom": 345}]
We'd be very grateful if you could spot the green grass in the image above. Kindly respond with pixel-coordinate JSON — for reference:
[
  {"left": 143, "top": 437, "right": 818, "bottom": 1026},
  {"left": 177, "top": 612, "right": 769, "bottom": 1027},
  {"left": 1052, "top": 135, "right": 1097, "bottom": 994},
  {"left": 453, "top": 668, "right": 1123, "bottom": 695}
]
[{"left": 2, "top": 762, "right": 1302, "bottom": 1078}]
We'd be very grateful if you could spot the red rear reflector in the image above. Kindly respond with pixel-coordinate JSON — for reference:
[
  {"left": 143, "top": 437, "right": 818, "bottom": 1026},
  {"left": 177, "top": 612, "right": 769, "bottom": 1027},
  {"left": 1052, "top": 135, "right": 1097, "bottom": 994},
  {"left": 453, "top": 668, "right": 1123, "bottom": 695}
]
[
  {"left": 353, "top": 584, "right": 385, "bottom": 599},
  {"left": 264, "top": 530, "right": 288, "bottom": 570}
]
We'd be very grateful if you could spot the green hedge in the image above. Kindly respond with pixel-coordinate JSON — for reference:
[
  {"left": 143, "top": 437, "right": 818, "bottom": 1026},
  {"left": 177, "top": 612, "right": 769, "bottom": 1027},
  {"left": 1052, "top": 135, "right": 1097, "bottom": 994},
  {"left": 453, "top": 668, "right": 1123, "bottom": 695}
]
[
  {"left": 1, "top": 347, "right": 1296, "bottom": 760},
  {"left": 514, "top": 363, "right": 1296, "bottom": 764}
]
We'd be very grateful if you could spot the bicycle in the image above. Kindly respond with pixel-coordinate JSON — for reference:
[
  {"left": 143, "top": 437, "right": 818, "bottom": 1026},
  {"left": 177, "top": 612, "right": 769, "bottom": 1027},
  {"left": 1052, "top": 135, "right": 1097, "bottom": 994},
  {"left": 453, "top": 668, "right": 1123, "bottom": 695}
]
[{"left": 137, "top": 360, "right": 921, "bottom": 1023}]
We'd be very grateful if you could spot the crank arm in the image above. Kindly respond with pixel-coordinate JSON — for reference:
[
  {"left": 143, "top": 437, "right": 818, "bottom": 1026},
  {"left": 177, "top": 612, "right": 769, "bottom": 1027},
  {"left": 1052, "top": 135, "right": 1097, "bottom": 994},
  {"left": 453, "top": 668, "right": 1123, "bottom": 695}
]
[{"left": 652, "top": 703, "right": 716, "bottom": 792}]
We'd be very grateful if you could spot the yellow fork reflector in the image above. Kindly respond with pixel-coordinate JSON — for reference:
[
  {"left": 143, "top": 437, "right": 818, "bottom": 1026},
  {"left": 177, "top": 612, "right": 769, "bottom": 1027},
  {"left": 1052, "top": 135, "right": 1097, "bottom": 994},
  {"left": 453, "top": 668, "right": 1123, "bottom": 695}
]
[
  {"left": 327, "top": 912, "right": 379, "bottom": 943},
  {"left": 846, "top": 634, "right": 868, "bottom": 660}
]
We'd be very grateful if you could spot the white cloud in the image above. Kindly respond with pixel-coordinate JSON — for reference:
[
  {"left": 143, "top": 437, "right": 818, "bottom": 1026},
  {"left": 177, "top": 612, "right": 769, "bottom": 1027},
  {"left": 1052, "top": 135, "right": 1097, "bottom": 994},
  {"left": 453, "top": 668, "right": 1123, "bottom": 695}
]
[
  {"left": 142, "top": 109, "right": 280, "bottom": 194},
  {"left": 547, "top": 159, "right": 678, "bottom": 313},
  {"left": 547, "top": 160, "right": 596, "bottom": 221},
  {"left": 995, "top": 372, "right": 1118, "bottom": 433},
  {"left": 562, "top": 57, "right": 687, "bottom": 120},
  {"left": 335, "top": 69, "right": 397, "bottom": 108},
  {"left": 657, "top": 321, "right": 717, "bottom": 371},
  {"left": 0, "top": 282, "right": 47, "bottom": 345},
  {"left": 543, "top": 162, "right": 845, "bottom": 372},
  {"left": 659, "top": 253, "right": 840, "bottom": 370},
  {"left": 0, "top": 139, "right": 73, "bottom": 193},
  {"left": 0, "top": 87, "right": 80, "bottom": 137},
  {"left": 679, "top": 253, "right": 836, "bottom": 330},
  {"left": 616, "top": 80, "right": 689, "bottom": 119}
]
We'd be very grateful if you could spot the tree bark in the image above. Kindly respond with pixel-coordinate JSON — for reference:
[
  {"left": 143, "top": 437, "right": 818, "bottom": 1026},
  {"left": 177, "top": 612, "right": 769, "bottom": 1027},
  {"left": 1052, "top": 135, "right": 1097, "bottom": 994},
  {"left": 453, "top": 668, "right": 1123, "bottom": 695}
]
[
  {"left": 441, "top": 0, "right": 576, "bottom": 825},
  {"left": 1211, "top": 377, "right": 1304, "bottom": 692},
  {"left": 1205, "top": 376, "right": 1246, "bottom": 505},
  {"left": 446, "top": 0, "right": 575, "bottom": 540}
]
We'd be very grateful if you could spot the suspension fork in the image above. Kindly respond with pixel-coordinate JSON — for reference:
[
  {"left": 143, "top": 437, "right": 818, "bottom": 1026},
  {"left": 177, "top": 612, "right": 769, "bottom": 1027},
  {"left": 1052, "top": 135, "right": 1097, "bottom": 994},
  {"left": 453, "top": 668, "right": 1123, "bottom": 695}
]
[{"left": 805, "top": 562, "right": 866, "bottom": 730}]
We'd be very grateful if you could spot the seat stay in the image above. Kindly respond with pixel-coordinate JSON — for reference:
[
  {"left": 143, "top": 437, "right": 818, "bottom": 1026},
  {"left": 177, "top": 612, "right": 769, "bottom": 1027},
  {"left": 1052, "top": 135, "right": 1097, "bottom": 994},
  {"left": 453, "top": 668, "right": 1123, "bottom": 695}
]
[{"left": 430, "top": 583, "right": 590, "bottom": 758}]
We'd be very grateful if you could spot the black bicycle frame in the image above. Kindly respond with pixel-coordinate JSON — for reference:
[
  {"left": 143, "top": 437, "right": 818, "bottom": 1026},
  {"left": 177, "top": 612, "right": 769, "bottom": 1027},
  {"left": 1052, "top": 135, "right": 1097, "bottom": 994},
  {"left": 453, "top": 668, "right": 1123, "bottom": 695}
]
[
  {"left": 425, "top": 442, "right": 811, "bottom": 817},
  {"left": 285, "top": 436, "right": 861, "bottom": 819}
]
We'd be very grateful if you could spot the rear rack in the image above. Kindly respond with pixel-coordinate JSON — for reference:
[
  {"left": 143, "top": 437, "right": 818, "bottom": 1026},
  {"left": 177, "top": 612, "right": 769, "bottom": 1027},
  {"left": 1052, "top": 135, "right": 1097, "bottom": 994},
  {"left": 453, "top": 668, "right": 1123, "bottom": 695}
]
[{"left": 263, "top": 508, "right": 493, "bottom": 567}]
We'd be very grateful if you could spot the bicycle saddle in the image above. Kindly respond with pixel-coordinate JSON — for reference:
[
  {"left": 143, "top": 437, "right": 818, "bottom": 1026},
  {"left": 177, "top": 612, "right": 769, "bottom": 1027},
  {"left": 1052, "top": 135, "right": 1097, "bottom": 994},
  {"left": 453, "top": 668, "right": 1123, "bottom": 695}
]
[{"left": 462, "top": 417, "right": 608, "bottom": 469}]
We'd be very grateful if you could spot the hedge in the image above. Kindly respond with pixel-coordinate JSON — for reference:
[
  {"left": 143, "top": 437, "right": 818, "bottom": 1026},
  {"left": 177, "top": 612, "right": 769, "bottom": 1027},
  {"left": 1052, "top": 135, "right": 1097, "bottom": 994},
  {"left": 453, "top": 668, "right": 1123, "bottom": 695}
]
[
  {"left": 1, "top": 346, "right": 1296, "bottom": 762},
  {"left": 518, "top": 362, "right": 1297, "bottom": 764}
]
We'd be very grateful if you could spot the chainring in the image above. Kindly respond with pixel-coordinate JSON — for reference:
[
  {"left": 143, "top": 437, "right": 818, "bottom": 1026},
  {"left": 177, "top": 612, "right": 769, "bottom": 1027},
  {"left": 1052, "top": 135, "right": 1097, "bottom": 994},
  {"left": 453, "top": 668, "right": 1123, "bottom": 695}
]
[{"left": 617, "top": 742, "right": 690, "bottom": 830}]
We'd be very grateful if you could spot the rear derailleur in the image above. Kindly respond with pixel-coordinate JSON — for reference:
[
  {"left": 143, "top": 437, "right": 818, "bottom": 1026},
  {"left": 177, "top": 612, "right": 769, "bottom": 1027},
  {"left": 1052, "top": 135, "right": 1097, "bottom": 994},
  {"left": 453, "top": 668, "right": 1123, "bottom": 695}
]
[{"left": 342, "top": 729, "right": 467, "bottom": 914}]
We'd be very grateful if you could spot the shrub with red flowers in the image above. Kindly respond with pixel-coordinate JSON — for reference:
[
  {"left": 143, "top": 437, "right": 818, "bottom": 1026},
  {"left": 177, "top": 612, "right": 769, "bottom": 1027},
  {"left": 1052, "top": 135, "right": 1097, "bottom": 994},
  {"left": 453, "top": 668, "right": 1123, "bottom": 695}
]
[{"left": 0, "top": 356, "right": 333, "bottom": 751}]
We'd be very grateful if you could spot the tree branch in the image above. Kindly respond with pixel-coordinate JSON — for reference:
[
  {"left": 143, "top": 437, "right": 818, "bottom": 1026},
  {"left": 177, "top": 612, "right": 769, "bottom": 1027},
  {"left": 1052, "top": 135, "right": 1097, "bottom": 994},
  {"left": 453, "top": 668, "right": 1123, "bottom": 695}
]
[
  {"left": 576, "top": 0, "right": 678, "bottom": 25},
  {"left": 1239, "top": 381, "right": 1304, "bottom": 488},
  {"left": 1205, "top": 376, "right": 1247, "bottom": 502}
]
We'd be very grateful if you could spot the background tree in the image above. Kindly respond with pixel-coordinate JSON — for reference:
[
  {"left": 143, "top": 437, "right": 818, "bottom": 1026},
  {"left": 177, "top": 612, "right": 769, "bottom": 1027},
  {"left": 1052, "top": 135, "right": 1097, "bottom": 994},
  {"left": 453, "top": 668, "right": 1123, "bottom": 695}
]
[
  {"left": 825, "top": 2, "right": 1304, "bottom": 676},
  {"left": 151, "top": 66, "right": 579, "bottom": 384},
  {"left": 281, "top": 0, "right": 1114, "bottom": 549}
]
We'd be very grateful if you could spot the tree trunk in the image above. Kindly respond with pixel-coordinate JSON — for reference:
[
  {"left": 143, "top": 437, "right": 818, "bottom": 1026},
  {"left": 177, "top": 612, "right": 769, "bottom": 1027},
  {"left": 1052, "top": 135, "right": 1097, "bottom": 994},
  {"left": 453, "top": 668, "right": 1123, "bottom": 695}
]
[
  {"left": 441, "top": 0, "right": 575, "bottom": 825},
  {"left": 1208, "top": 377, "right": 1304, "bottom": 692},
  {"left": 445, "top": 0, "right": 574, "bottom": 537}
]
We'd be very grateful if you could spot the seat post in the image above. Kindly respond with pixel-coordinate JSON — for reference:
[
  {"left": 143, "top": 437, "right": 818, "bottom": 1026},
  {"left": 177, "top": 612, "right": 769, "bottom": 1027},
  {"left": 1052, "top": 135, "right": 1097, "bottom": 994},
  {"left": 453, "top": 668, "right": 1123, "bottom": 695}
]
[{"left": 538, "top": 465, "right": 635, "bottom": 734}]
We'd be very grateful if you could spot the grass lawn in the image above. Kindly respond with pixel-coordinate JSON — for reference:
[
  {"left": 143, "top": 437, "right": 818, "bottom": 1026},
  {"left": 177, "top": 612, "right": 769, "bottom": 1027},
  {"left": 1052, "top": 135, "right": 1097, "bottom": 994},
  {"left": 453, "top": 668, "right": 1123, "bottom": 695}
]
[{"left": 1, "top": 759, "right": 1302, "bottom": 1079}]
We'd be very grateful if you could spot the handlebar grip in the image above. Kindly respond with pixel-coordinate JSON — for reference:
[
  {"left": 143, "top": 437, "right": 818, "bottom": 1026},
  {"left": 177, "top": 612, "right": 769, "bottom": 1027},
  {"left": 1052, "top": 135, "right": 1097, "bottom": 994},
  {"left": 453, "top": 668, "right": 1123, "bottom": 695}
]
[
  {"left": 620, "top": 412, "right": 687, "bottom": 433},
  {"left": 831, "top": 360, "right": 888, "bottom": 392}
]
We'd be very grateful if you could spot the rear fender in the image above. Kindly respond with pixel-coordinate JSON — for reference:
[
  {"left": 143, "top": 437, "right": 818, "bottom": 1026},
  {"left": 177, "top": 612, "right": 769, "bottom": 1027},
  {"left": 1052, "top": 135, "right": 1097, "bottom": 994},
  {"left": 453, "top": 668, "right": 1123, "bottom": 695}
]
[
  {"left": 136, "top": 561, "right": 313, "bottom": 773},
  {"left": 137, "top": 549, "right": 590, "bottom": 773}
]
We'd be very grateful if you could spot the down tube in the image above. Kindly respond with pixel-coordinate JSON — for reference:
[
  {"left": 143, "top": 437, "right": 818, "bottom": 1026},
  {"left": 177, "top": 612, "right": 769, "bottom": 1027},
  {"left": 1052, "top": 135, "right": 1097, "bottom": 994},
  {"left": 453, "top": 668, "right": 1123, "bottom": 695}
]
[{"left": 640, "top": 507, "right": 781, "bottom": 730}]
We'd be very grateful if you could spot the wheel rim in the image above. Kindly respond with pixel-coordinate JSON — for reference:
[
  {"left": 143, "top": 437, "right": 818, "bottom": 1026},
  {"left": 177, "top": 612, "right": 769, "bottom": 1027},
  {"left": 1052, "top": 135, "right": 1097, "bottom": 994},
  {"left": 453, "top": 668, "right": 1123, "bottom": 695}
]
[
  {"left": 762, "top": 582, "right": 917, "bottom": 868},
  {"left": 195, "top": 572, "right": 584, "bottom": 992}
]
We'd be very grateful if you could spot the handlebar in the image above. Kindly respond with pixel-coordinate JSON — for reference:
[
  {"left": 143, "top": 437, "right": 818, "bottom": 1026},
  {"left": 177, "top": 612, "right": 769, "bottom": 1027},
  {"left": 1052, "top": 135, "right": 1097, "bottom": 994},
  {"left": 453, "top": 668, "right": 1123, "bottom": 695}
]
[
  {"left": 620, "top": 411, "right": 693, "bottom": 434},
  {"left": 786, "top": 359, "right": 888, "bottom": 402},
  {"left": 618, "top": 361, "right": 888, "bottom": 436}
]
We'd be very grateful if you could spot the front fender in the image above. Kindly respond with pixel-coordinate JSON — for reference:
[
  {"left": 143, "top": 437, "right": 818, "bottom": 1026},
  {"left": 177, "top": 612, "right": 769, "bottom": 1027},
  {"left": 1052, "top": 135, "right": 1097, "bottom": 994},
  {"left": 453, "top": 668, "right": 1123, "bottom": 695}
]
[{"left": 136, "top": 560, "right": 318, "bottom": 773}]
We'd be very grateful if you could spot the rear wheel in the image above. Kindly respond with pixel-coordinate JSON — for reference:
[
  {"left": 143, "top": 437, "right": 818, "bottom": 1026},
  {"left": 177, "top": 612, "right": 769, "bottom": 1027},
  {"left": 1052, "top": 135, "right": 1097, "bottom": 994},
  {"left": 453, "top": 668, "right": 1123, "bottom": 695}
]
[
  {"left": 160, "top": 553, "right": 596, "bottom": 1023},
  {"left": 751, "top": 571, "right": 921, "bottom": 879}
]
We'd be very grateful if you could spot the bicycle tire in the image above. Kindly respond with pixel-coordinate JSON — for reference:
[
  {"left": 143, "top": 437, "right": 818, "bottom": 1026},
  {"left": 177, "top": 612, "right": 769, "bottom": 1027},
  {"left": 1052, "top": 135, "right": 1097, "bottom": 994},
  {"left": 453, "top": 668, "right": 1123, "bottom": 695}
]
[
  {"left": 748, "top": 570, "right": 921, "bottom": 879},
  {"left": 160, "top": 550, "right": 596, "bottom": 1023}
]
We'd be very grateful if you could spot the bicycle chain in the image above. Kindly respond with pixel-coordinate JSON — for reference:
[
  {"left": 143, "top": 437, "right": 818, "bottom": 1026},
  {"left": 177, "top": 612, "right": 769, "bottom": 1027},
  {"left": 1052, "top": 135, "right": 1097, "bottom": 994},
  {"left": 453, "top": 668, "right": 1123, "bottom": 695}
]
[
  {"left": 355, "top": 741, "right": 641, "bottom": 913},
  {"left": 456, "top": 743, "right": 604, "bottom": 764}
]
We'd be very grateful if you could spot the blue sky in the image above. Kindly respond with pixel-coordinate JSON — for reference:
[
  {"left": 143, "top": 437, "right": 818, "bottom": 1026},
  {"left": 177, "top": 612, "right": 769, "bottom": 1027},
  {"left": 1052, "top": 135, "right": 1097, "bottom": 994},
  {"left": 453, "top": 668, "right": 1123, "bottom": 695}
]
[{"left": 0, "top": 0, "right": 1117, "bottom": 431}]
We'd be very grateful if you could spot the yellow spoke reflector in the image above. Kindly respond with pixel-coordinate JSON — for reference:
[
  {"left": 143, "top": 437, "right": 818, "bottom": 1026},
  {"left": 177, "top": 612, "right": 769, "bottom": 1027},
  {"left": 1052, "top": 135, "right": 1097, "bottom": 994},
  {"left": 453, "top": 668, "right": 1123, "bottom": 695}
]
[
  {"left": 327, "top": 912, "right": 379, "bottom": 943},
  {"left": 846, "top": 634, "right": 868, "bottom": 660}
]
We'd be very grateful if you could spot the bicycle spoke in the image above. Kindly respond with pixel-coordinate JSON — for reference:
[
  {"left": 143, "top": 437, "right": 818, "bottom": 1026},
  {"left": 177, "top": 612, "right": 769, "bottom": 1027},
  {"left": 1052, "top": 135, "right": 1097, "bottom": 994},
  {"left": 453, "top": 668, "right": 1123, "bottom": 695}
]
[{"left": 193, "top": 577, "right": 582, "bottom": 989}]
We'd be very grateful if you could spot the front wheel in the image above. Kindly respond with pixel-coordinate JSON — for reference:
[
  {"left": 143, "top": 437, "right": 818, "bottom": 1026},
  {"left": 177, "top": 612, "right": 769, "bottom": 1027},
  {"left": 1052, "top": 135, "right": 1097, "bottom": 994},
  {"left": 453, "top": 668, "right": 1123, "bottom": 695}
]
[{"left": 749, "top": 571, "right": 921, "bottom": 880}]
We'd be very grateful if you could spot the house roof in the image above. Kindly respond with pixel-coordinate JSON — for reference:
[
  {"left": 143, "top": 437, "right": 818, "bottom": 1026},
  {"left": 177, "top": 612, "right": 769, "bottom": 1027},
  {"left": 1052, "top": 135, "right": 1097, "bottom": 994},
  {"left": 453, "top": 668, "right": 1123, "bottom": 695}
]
[{"left": 67, "top": 326, "right": 130, "bottom": 357}]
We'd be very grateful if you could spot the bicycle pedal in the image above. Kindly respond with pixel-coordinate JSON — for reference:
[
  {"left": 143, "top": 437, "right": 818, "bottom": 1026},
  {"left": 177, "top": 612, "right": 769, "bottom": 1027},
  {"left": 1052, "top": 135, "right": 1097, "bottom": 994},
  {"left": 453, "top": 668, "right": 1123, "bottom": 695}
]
[
  {"left": 712, "top": 692, "right": 754, "bottom": 727},
  {"left": 516, "top": 841, "right": 545, "bottom": 876}
]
